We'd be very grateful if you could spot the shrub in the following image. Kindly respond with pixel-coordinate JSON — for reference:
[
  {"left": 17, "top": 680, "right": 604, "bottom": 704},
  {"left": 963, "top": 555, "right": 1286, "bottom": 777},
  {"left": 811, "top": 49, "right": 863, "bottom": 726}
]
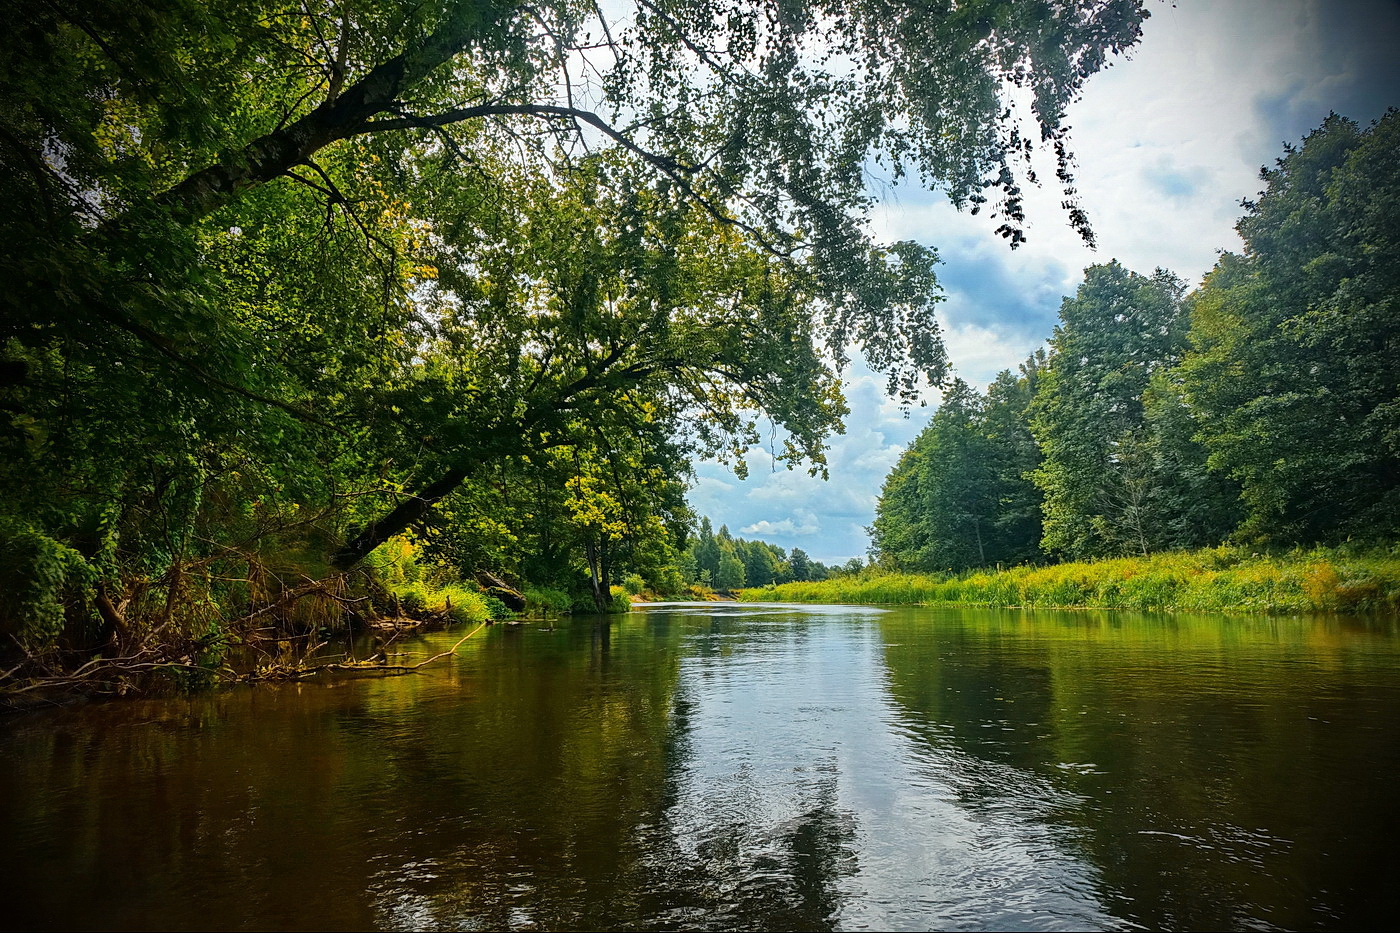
[
  {"left": 523, "top": 586, "right": 572, "bottom": 615},
  {"left": 607, "top": 585, "right": 632, "bottom": 613},
  {"left": 0, "top": 517, "right": 95, "bottom": 645},
  {"left": 621, "top": 572, "right": 647, "bottom": 596}
]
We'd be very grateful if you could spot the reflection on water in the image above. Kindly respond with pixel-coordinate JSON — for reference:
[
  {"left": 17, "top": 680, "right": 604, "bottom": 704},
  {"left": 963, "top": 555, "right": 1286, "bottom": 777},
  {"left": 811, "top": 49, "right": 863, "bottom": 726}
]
[{"left": 2, "top": 603, "right": 1398, "bottom": 931}]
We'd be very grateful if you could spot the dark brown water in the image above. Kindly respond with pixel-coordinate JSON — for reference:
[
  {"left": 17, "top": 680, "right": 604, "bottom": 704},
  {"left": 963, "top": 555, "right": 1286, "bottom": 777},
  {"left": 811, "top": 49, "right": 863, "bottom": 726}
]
[{"left": 3, "top": 603, "right": 1399, "bottom": 931}]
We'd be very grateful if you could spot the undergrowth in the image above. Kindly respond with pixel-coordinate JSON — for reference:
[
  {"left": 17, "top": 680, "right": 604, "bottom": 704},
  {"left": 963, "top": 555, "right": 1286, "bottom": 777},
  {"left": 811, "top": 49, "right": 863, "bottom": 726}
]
[{"left": 740, "top": 545, "right": 1400, "bottom": 614}]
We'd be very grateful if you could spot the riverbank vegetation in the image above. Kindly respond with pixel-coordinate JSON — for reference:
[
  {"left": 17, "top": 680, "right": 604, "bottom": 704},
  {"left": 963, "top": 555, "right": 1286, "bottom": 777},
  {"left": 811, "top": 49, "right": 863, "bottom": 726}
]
[
  {"left": 741, "top": 544, "right": 1400, "bottom": 614},
  {"left": 854, "top": 112, "right": 1400, "bottom": 599},
  {"left": 1, "top": 0, "right": 1148, "bottom": 697}
]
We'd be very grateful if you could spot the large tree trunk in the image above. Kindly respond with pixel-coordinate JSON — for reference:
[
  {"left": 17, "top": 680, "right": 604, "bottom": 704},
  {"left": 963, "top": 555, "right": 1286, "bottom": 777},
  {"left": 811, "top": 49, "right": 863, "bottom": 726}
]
[
  {"left": 146, "top": 7, "right": 499, "bottom": 225},
  {"left": 330, "top": 466, "right": 471, "bottom": 571}
]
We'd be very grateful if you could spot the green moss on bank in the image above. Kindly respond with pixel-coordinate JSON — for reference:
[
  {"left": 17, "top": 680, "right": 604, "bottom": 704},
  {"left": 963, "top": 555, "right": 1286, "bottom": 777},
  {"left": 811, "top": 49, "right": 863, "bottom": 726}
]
[{"left": 740, "top": 545, "right": 1400, "bottom": 614}]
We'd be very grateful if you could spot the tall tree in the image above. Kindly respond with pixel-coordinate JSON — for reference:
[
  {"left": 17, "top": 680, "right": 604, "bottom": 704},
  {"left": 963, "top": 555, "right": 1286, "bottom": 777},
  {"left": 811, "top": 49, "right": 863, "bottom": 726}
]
[
  {"left": 788, "top": 548, "right": 813, "bottom": 583},
  {"left": 872, "top": 381, "right": 993, "bottom": 571},
  {"left": 1029, "top": 262, "right": 1196, "bottom": 558},
  {"left": 981, "top": 352, "right": 1047, "bottom": 564},
  {"left": 1179, "top": 112, "right": 1400, "bottom": 542}
]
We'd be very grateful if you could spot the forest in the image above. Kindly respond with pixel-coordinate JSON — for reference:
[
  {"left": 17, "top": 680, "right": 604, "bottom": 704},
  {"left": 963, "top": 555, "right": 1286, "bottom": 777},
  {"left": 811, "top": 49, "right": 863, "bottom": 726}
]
[
  {"left": 0, "top": 0, "right": 1148, "bottom": 697},
  {"left": 865, "top": 111, "right": 1400, "bottom": 574},
  {"left": 733, "top": 110, "right": 1400, "bottom": 614}
]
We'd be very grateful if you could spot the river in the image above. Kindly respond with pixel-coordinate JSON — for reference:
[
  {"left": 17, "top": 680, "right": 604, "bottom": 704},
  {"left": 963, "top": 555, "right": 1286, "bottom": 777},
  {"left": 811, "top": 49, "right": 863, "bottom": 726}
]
[{"left": 3, "top": 602, "right": 1398, "bottom": 931}]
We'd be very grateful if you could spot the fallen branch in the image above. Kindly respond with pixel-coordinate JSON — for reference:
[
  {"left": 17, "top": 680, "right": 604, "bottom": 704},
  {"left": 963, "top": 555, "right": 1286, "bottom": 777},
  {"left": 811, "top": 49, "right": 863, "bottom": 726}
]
[
  {"left": 2, "top": 619, "right": 493, "bottom": 706},
  {"left": 233, "top": 619, "right": 491, "bottom": 683}
]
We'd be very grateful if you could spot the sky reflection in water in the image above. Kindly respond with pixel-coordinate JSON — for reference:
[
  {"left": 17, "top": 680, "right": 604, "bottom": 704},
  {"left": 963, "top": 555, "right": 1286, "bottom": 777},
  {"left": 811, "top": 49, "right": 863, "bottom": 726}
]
[{"left": 3, "top": 602, "right": 1399, "bottom": 931}]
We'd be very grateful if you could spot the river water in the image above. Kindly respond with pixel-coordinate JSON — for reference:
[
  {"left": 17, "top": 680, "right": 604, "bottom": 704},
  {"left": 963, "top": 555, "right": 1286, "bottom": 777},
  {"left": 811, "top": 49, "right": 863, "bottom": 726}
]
[{"left": 3, "top": 602, "right": 1399, "bottom": 931}]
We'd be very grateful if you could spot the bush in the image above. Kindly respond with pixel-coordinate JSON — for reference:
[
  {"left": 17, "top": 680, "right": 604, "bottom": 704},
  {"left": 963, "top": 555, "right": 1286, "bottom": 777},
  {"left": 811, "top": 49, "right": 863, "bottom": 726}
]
[
  {"left": 523, "top": 585, "right": 572, "bottom": 615},
  {"left": 607, "top": 585, "right": 632, "bottom": 613},
  {"left": 396, "top": 587, "right": 426, "bottom": 614},
  {"left": 0, "top": 517, "right": 94, "bottom": 645},
  {"left": 621, "top": 572, "right": 647, "bottom": 596},
  {"left": 436, "top": 585, "right": 492, "bottom": 624}
]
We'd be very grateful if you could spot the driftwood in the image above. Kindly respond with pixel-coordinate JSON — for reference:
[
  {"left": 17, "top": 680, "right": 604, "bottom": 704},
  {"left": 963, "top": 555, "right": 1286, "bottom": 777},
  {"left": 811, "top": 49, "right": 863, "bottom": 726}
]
[
  {"left": 235, "top": 620, "right": 490, "bottom": 682},
  {"left": 474, "top": 571, "right": 526, "bottom": 611},
  {"left": 1, "top": 620, "right": 492, "bottom": 709}
]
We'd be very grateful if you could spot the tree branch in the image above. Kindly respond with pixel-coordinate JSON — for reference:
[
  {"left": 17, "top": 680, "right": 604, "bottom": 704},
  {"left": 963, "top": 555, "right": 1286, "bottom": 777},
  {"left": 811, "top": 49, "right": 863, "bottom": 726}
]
[
  {"left": 147, "top": 2, "right": 510, "bottom": 225},
  {"left": 361, "top": 103, "right": 794, "bottom": 257}
]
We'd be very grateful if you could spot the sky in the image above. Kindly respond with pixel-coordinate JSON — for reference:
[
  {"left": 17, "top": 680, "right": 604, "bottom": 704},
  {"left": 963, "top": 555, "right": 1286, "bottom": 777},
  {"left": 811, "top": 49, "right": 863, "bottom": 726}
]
[{"left": 687, "top": 0, "right": 1400, "bottom": 565}]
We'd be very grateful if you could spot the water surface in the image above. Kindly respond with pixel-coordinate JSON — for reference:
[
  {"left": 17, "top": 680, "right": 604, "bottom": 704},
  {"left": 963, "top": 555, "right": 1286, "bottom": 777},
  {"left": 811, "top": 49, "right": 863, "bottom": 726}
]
[{"left": 3, "top": 603, "right": 1398, "bottom": 931}]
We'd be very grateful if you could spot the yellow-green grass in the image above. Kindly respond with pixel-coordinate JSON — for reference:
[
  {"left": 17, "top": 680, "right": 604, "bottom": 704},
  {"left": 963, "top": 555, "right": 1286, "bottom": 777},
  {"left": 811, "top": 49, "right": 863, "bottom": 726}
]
[{"left": 740, "top": 545, "right": 1400, "bottom": 614}]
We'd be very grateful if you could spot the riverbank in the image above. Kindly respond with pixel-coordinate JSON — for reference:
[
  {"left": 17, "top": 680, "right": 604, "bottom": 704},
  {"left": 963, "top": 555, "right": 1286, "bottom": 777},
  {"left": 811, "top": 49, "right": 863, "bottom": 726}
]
[{"left": 739, "top": 545, "right": 1400, "bottom": 614}]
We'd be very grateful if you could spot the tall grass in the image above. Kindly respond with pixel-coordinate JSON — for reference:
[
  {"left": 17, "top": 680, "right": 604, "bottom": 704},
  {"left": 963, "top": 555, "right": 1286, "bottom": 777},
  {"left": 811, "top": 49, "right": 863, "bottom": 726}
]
[{"left": 740, "top": 545, "right": 1400, "bottom": 614}]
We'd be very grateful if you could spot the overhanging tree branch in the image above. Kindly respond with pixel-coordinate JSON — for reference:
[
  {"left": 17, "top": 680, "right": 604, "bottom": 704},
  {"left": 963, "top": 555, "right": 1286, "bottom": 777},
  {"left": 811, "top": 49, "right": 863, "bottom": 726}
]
[
  {"left": 89, "top": 300, "right": 339, "bottom": 430},
  {"left": 360, "top": 103, "right": 795, "bottom": 257},
  {"left": 148, "top": 1, "right": 511, "bottom": 225}
]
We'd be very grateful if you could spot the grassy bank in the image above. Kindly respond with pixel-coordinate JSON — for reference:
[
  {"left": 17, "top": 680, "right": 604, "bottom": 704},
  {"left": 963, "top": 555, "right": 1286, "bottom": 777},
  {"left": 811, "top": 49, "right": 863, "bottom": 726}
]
[{"left": 739, "top": 545, "right": 1400, "bottom": 614}]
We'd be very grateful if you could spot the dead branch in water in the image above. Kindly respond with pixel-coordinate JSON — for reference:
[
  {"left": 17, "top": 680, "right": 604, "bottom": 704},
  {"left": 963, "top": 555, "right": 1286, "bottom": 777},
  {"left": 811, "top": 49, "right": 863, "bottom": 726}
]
[
  {"left": 233, "top": 620, "right": 490, "bottom": 682},
  {"left": 1, "top": 620, "right": 491, "bottom": 707}
]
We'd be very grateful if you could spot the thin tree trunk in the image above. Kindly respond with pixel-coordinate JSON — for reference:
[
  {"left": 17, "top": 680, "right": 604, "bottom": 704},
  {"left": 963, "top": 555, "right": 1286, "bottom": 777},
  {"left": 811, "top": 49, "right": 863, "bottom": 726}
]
[
  {"left": 95, "top": 583, "right": 132, "bottom": 649},
  {"left": 585, "top": 538, "right": 605, "bottom": 611}
]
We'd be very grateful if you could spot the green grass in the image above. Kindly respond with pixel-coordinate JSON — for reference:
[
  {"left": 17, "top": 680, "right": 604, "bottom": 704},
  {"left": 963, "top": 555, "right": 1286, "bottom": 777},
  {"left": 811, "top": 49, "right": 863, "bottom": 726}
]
[{"left": 740, "top": 544, "right": 1400, "bottom": 614}]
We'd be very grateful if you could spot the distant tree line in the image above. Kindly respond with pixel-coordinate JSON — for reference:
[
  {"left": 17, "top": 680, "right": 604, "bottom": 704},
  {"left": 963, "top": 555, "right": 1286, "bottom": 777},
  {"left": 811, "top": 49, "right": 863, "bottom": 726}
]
[
  {"left": 679, "top": 517, "right": 862, "bottom": 593},
  {"left": 872, "top": 112, "right": 1400, "bottom": 572}
]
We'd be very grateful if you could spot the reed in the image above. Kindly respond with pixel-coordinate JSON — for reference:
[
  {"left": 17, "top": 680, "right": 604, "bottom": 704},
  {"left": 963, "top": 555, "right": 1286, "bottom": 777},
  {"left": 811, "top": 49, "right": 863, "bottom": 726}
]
[{"left": 739, "top": 545, "right": 1400, "bottom": 614}]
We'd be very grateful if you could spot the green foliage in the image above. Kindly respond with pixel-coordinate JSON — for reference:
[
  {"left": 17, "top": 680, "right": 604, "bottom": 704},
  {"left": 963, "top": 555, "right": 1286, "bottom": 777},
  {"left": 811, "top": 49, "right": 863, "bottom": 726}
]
[
  {"left": 1179, "top": 112, "right": 1400, "bottom": 543},
  {"left": 867, "top": 113, "right": 1398, "bottom": 587},
  {"left": 787, "top": 548, "right": 813, "bottom": 583},
  {"left": 523, "top": 586, "right": 573, "bottom": 616},
  {"left": 871, "top": 359, "right": 1044, "bottom": 572},
  {"left": 1028, "top": 262, "right": 1218, "bottom": 558},
  {"left": 743, "top": 545, "right": 1400, "bottom": 615},
  {"left": 679, "top": 517, "right": 830, "bottom": 591},
  {"left": 610, "top": 586, "right": 633, "bottom": 613},
  {"left": 364, "top": 535, "right": 496, "bottom": 624},
  {"left": 561, "top": 585, "right": 631, "bottom": 615},
  {"left": 714, "top": 553, "right": 747, "bottom": 592},
  {"left": 0, "top": 0, "right": 1165, "bottom": 671},
  {"left": 0, "top": 518, "right": 95, "bottom": 646}
]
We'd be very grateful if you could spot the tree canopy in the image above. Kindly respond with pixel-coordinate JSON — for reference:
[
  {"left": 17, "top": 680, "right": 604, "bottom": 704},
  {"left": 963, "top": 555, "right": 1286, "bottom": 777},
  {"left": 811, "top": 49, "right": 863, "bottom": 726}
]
[
  {"left": 1179, "top": 112, "right": 1400, "bottom": 542},
  {"left": 0, "top": 1, "right": 1148, "bottom": 658},
  {"left": 870, "top": 360, "right": 1043, "bottom": 573}
]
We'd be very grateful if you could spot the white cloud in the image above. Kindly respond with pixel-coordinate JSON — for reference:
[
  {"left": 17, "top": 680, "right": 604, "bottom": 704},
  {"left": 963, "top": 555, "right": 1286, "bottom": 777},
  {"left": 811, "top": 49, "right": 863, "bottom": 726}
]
[
  {"left": 688, "top": 0, "right": 1400, "bottom": 564},
  {"left": 740, "top": 511, "right": 820, "bottom": 537},
  {"left": 941, "top": 319, "right": 1044, "bottom": 390}
]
